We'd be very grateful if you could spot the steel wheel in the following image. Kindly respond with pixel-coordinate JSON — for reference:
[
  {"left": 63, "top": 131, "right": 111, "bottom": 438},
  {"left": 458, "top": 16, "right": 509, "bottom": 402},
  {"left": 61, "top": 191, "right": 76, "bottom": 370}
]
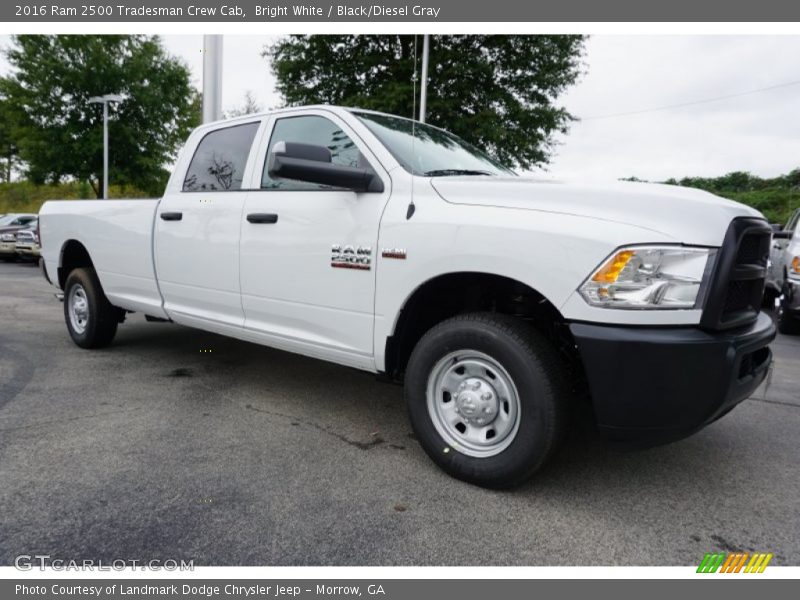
[
  {"left": 426, "top": 350, "right": 521, "bottom": 458},
  {"left": 68, "top": 283, "right": 90, "bottom": 335}
]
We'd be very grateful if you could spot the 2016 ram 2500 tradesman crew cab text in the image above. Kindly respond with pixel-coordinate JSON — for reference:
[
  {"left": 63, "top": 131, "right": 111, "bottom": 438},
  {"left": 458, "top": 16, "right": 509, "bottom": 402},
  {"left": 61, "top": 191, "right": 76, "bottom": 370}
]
[{"left": 39, "top": 106, "right": 776, "bottom": 488}]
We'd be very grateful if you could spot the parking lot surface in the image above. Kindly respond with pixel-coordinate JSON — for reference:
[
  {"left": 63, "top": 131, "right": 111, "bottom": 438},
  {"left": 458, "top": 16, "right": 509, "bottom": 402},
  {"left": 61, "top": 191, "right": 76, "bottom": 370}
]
[{"left": 1, "top": 261, "right": 798, "bottom": 566}]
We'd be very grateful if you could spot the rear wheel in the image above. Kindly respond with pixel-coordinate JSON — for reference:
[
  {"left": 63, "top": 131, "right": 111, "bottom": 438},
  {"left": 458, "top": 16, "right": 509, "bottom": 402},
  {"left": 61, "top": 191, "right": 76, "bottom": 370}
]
[
  {"left": 405, "top": 313, "right": 568, "bottom": 488},
  {"left": 63, "top": 268, "right": 120, "bottom": 348}
]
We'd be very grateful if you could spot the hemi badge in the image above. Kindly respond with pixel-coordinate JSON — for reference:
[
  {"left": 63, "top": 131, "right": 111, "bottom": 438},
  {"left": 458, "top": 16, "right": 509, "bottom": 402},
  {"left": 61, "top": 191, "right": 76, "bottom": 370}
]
[{"left": 381, "top": 248, "right": 407, "bottom": 260}]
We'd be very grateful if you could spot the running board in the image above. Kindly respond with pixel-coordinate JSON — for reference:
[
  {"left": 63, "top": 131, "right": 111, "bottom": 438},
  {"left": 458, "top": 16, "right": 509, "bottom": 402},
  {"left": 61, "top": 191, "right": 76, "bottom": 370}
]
[{"left": 145, "top": 315, "right": 172, "bottom": 323}]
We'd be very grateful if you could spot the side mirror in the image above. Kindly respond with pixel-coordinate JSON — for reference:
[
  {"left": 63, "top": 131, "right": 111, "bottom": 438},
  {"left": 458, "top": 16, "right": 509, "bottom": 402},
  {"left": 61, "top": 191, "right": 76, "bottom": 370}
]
[
  {"left": 773, "top": 230, "right": 794, "bottom": 240},
  {"left": 267, "top": 141, "right": 384, "bottom": 193}
]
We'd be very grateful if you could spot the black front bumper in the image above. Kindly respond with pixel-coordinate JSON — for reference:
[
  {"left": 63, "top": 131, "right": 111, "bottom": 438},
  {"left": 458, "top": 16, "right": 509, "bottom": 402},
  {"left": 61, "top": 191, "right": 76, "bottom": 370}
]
[{"left": 570, "top": 312, "right": 776, "bottom": 446}]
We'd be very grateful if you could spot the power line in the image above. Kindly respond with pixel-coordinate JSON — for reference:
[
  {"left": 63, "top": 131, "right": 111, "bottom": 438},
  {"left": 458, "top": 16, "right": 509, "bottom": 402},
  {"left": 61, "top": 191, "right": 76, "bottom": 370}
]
[{"left": 581, "top": 78, "right": 800, "bottom": 121}]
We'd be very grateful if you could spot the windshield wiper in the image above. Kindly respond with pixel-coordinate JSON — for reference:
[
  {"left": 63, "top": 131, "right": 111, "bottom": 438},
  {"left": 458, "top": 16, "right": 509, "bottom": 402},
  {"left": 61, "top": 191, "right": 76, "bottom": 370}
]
[{"left": 423, "top": 169, "right": 495, "bottom": 177}]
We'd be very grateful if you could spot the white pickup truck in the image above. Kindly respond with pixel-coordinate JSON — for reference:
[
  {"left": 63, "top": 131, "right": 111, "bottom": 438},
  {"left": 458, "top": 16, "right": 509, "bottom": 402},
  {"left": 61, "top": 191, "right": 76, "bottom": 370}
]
[{"left": 40, "top": 106, "right": 776, "bottom": 488}]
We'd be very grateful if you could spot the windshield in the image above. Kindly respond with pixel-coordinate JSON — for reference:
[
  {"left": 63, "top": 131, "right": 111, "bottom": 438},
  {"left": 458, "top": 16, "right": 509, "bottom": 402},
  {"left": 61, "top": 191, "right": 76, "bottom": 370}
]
[
  {"left": 353, "top": 111, "right": 514, "bottom": 177},
  {"left": 0, "top": 215, "right": 21, "bottom": 226}
]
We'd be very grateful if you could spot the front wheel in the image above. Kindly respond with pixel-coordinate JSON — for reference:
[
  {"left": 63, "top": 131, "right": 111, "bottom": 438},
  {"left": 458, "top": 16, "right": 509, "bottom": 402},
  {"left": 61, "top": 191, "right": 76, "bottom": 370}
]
[
  {"left": 63, "top": 267, "right": 120, "bottom": 348},
  {"left": 777, "top": 292, "right": 800, "bottom": 335},
  {"left": 405, "top": 313, "right": 568, "bottom": 488}
]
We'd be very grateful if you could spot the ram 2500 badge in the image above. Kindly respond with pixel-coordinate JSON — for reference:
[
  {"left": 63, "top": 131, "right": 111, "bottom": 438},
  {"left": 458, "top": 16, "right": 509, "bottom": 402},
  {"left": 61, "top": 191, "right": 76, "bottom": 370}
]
[{"left": 39, "top": 106, "right": 776, "bottom": 488}]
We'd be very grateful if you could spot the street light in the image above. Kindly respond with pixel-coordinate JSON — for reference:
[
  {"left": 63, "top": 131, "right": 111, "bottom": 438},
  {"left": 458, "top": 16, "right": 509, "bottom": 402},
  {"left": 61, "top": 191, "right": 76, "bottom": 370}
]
[
  {"left": 88, "top": 94, "right": 124, "bottom": 199},
  {"left": 419, "top": 34, "right": 430, "bottom": 123}
]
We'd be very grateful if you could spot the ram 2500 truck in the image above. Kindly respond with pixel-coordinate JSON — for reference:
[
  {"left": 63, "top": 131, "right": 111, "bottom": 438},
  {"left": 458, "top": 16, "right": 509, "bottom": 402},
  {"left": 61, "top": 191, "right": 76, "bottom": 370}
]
[{"left": 39, "top": 106, "right": 776, "bottom": 488}]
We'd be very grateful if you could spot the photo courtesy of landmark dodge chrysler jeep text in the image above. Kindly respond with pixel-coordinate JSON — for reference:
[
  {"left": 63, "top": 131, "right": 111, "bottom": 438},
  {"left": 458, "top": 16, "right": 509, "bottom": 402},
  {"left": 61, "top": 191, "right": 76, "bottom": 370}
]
[{"left": 38, "top": 106, "right": 776, "bottom": 488}]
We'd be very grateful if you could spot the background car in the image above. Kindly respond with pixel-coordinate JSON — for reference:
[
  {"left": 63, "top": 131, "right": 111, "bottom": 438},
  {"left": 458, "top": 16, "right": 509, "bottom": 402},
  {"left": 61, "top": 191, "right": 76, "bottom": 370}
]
[
  {"left": 14, "top": 219, "right": 40, "bottom": 263},
  {"left": 768, "top": 208, "right": 800, "bottom": 334},
  {"left": 0, "top": 213, "right": 38, "bottom": 261}
]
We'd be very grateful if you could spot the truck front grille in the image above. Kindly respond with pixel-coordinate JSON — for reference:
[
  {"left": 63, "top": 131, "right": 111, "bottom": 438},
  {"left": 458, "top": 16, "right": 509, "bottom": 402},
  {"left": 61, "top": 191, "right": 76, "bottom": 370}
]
[{"left": 700, "top": 217, "right": 771, "bottom": 331}]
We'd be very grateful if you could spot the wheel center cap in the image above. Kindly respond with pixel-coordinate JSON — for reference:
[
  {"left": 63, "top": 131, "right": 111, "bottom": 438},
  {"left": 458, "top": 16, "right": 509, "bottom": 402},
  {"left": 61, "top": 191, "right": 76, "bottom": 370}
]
[{"left": 455, "top": 378, "right": 498, "bottom": 425}]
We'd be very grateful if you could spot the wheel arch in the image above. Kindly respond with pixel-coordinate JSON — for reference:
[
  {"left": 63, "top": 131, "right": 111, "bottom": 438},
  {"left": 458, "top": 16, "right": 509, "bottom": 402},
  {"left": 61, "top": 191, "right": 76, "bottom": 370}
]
[
  {"left": 382, "top": 271, "right": 578, "bottom": 381},
  {"left": 57, "top": 239, "right": 94, "bottom": 290}
]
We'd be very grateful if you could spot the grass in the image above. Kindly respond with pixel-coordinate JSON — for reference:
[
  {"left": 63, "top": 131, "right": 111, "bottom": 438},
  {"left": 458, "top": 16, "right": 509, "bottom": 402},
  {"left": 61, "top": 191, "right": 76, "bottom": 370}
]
[{"left": 0, "top": 181, "right": 152, "bottom": 215}]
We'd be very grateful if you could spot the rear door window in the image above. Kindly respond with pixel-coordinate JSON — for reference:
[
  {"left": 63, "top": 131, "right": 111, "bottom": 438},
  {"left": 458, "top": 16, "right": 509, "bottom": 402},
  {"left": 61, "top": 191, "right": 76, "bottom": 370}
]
[{"left": 183, "top": 122, "right": 259, "bottom": 192}]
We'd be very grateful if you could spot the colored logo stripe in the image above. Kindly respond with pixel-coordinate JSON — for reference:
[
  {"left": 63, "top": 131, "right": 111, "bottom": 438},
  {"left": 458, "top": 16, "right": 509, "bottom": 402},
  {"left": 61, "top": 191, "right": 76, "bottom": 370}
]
[
  {"left": 697, "top": 552, "right": 773, "bottom": 573},
  {"left": 697, "top": 553, "right": 726, "bottom": 573},
  {"left": 745, "top": 553, "right": 773, "bottom": 573}
]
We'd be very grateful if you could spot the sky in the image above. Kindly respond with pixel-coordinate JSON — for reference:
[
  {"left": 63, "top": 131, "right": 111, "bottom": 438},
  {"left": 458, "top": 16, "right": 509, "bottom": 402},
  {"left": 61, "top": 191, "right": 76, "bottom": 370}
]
[{"left": 1, "top": 34, "right": 799, "bottom": 182}]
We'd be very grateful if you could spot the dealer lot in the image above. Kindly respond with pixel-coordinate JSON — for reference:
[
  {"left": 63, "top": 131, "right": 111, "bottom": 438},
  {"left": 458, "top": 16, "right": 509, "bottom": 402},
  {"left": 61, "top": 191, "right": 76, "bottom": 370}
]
[{"left": 0, "top": 261, "right": 798, "bottom": 566}]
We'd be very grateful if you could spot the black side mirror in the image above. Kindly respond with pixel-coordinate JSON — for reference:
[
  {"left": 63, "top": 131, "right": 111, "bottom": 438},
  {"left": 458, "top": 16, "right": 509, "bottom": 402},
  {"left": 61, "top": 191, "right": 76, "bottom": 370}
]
[
  {"left": 773, "top": 230, "right": 794, "bottom": 240},
  {"left": 267, "top": 141, "right": 384, "bottom": 193}
]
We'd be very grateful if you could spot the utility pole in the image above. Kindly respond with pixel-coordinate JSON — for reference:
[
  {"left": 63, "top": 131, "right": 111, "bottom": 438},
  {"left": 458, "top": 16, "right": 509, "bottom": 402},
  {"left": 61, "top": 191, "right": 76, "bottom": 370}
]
[
  {"left": 88, "top": 94, "right": 123, "bottom": 199},
  {"left": 419, "top": 34, "right": 430, "bottom": 123},
  {"left": 203, "top": 35, "right": 223, "bottom": 123}
]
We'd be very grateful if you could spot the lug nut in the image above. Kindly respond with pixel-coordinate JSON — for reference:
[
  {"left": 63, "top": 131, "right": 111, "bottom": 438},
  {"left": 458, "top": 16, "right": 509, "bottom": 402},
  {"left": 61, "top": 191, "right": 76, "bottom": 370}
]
[
  {"left": 481, "top": 392, "right": 492, "bottom": 401},
  {"left": 473, "top": 382, "right": 481, "bottom": 390}
]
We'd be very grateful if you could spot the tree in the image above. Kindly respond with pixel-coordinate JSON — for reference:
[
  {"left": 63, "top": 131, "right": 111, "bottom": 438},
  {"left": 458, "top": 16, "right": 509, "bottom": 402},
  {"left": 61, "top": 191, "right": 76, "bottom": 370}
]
[
  {"left": 225, "top": 90, "right": 263, "bottom": 118},
  {"left": 0, "top": 95, "right": 21, "bottom": 182},
  {"left": 266, "top": 35, "right": 585, "bottom": 170},
  {"left": 1, "top": 35, "right": 200, "bottom": 196}
]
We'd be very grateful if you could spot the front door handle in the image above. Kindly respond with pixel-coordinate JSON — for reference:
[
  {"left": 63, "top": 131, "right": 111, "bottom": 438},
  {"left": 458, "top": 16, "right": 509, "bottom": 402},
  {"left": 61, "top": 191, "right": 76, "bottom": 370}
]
[
  {"left": 160, "top": 212, "right": 183, "bottom": 221},
  {"left": 247, "top": 213, "right": 279, "bottom": 224}
]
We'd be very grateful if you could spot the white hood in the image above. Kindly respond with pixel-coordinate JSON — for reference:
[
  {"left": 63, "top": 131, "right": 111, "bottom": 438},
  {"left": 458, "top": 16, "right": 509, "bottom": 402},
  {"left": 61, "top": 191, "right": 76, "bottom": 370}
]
[{"left": 430, "top": 177, "right": 764, "bottom": 247}]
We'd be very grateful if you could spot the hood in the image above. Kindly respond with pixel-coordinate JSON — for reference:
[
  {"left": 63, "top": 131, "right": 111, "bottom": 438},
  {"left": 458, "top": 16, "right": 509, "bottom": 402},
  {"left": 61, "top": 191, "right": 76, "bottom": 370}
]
[
  {"left": 0, "top": 224, "right": 30, "bottom": 235},
  {"left": 430, "top": 177, "right": 763, "bottom": 247}
]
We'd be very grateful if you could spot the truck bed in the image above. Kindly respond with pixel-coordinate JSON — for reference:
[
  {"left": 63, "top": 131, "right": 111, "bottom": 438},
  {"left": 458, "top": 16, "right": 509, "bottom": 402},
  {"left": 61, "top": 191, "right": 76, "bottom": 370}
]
[{"left": 39, "top": 199, "right": 168, "bottom": 318}]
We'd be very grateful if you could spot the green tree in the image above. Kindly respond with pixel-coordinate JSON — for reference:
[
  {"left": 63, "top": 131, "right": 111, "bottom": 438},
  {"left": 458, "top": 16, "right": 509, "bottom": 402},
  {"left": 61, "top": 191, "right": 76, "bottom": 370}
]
[
  {"left": 266, "top": 35, "right": 585, "bottom": 170},
  {"left": 0, "top": 94, "right": 21, "bottom": 182},
  {"left": 225, "top": 90, "right": 263, "bottom": 118},
  {"left": 2, "top": 35, "right": 200, "bottom": 196}
]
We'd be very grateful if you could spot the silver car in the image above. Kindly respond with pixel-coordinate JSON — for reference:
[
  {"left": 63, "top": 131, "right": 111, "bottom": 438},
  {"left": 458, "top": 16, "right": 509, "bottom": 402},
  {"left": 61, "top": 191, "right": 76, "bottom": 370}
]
[
  {"left": 768, "top": 208, "right": 800, "bottom": 334},
  {"left": 15, "top": 223, "right": 40, "bottom": 262}
]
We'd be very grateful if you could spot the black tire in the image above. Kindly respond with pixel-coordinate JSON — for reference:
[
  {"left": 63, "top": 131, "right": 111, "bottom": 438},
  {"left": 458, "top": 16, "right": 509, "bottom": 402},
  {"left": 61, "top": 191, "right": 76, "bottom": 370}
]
[
  {"left": 63, "top": 267, "right": 120, "bottom": 348},
  {"left": 404, "top": 312, "right": 568, "bottom": 489},
  {"left": 762, "top": 286, "right": 778, "bottom": 310},
  {"left": 777, "top": 295, "right": 800, "bottom": 335}
]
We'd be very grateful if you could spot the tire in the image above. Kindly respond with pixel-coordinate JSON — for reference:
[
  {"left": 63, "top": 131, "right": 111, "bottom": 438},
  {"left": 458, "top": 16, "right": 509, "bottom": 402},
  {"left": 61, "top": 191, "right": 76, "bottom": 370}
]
[
  {"left": 404, "top": 312, "right": 568, "bottom": 489},
  {"left": 762, "top": 286, "right": 778, "bottom": 310},
  {"left": 63, "top": 267, "right": 120, "bottom": 348},
  {"left": 777, "top": 294, "right": 800, "bottom": 335}
]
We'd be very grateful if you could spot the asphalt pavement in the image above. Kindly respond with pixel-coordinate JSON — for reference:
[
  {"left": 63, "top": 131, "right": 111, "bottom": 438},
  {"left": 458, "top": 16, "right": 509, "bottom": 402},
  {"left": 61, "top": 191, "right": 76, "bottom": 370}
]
[{"left": 1, "top": 261, "right": 798, "bottom": 566}]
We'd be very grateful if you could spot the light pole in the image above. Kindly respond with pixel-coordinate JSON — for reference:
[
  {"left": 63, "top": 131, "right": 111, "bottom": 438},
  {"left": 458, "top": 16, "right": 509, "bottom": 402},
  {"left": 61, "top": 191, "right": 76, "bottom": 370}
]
[
  {"left": 419, "top": 34, "right": 430, "bottom": 123},
  {"left": 88, "top": 94, "right": 123, "bottom": 199},
  {"left": 202, "top": 35, "right": 223, "bottom": 123}
]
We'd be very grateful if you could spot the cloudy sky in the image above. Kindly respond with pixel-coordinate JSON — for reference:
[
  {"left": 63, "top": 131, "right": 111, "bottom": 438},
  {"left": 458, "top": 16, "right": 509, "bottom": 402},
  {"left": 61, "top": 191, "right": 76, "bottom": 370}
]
[{"left": 2, "top": 34, "right": 799, "bottom": 182}]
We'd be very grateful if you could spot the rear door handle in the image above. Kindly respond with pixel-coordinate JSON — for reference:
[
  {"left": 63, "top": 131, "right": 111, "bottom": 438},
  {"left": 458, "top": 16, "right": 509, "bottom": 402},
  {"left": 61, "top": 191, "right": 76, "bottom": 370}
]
[
  {"left": 160, "top": 212, "right": 183, "bottom": 221},
  {"left": 247, "top": 213, "right": 279, "bottom": 224}
]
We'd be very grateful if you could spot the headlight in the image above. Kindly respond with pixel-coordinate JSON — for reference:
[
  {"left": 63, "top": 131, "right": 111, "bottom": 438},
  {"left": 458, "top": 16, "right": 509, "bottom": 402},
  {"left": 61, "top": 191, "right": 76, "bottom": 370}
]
[
  {"left": 0, "top": 233, "right": 14, "bottom": 242},
  {"left": 579, "top": 246, "right": 714, "bottom": 309},
  {"left": 790, "top": 256, "right": 800, "bottom": 280}
]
